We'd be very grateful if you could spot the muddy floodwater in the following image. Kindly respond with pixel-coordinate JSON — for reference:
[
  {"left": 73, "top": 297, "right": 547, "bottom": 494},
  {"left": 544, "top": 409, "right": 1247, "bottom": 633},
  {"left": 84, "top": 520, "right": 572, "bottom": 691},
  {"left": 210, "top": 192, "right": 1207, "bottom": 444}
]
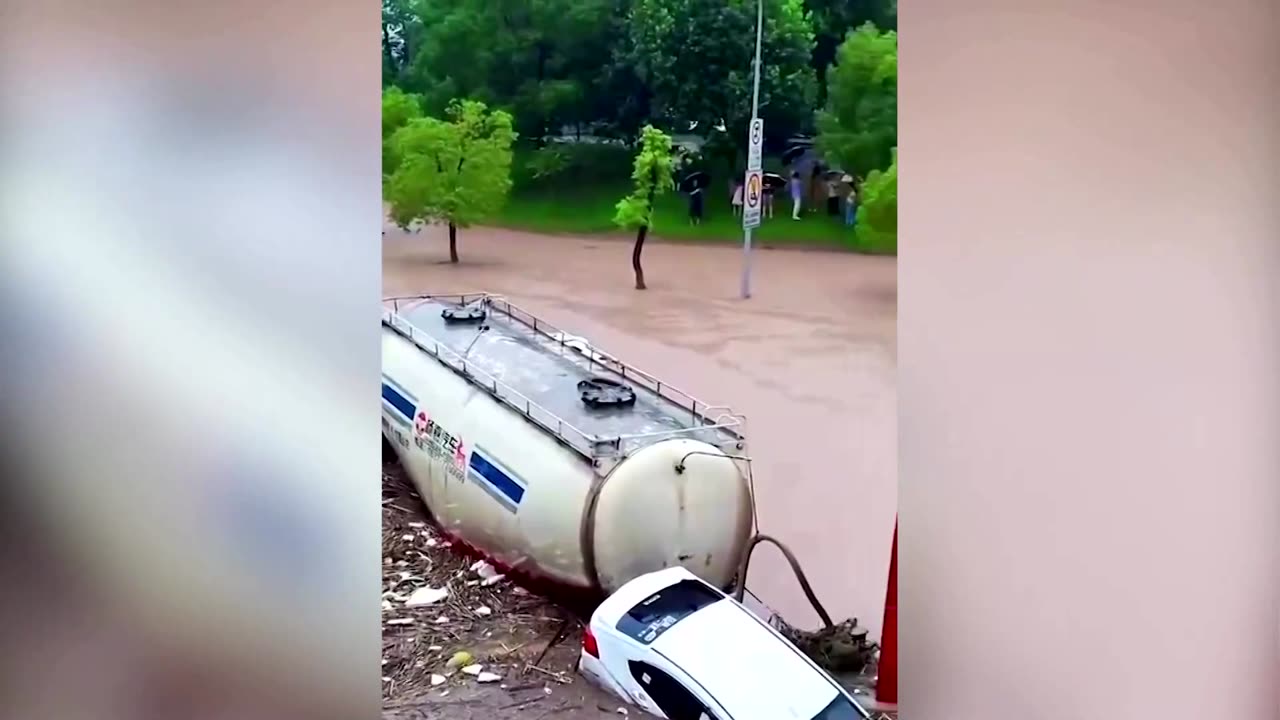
[{"left": 383, "top": 223, "right": 897, "bottom": 635}]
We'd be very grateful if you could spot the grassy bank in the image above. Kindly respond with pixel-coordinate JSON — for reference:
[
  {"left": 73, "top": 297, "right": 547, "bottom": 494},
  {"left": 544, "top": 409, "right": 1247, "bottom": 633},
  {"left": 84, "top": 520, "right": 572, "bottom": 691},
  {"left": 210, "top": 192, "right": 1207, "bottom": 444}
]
[
  {"left": 494, "top": 184, "right": 862, "bottom": 249},
  {"left": 491, "top": 144, "right": 892, "bottom": 253}
]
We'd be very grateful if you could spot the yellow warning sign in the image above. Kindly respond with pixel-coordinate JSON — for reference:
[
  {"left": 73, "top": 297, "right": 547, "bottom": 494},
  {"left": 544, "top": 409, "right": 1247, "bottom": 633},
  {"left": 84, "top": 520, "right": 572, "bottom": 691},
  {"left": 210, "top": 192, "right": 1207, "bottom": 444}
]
[{"left": 743, "top": 170, "right": 763, "bottom": 229}]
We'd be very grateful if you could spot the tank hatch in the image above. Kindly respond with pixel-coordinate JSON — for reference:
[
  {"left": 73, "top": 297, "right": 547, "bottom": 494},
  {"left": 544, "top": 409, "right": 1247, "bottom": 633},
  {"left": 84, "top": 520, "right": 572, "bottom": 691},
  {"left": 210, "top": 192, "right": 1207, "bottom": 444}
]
[
  {"left": 441, "top": 300, "right": 487, "bottom": 324},
  {"left": 578, "top": 377, "right": 637, "bottom": 409}
]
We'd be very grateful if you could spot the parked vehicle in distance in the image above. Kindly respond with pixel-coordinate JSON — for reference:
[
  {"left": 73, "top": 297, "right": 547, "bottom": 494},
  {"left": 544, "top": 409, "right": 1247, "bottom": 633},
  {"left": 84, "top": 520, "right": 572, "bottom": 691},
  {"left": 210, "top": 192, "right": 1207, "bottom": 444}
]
[{"left": 577, "top": 567, "right": 871, "bottom": 720}]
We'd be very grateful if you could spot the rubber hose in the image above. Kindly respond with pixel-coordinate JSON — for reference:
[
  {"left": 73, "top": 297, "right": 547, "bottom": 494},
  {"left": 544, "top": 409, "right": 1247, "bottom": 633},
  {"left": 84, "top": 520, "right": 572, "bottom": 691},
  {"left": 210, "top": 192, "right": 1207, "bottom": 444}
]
[{"left": 732, "top": 533, "right": 834, "bottom": 629}]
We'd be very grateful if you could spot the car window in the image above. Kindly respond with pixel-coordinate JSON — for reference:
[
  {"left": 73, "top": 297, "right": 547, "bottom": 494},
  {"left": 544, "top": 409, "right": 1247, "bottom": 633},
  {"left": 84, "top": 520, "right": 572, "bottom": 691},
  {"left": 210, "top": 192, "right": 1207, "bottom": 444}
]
[
  {"left": 615, "top": 578, "right": 723, "bottom": 645},
  {"left": 628, "top": 660, "right": 721, "bottom": 720},
  {"left": 810, "top": 693, "right": 862, "bottom": 720}
]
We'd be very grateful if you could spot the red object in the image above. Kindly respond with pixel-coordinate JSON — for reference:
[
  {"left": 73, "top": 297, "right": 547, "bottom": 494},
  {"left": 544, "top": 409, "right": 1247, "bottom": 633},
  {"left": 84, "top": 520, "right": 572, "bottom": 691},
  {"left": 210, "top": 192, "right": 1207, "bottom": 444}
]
[
  {"left": 876, "top": 521, "right": 898, "bottom": 704},
  {"left": 581, "top": 625, "right": 600, "bottom": 658}
]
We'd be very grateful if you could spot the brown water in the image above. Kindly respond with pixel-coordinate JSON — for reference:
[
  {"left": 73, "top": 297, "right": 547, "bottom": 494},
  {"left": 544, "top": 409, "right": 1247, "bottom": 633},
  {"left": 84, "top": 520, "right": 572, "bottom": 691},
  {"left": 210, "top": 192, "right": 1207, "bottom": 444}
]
[{"left": 383, "top": 224, "right": 897, "bottom": 634}]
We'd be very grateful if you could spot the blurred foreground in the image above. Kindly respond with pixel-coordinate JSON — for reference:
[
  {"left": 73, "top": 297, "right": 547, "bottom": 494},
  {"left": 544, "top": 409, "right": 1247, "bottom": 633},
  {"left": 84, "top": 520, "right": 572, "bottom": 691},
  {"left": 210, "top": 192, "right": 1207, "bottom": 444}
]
[{"left": 1, "top": 1, "right": 381, "bottom": 717}]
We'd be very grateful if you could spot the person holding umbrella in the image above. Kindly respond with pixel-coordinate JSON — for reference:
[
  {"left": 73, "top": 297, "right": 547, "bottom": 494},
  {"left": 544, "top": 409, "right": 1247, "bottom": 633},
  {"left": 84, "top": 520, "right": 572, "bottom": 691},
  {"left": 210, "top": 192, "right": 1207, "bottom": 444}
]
[
  {"left": 781, "top": 145, "right": 807, "bottom": 167},
  {"left": 809, "top": 163, "right": 825, "bottom": 214},
  {"left": 825, "top": 172, "right": 842, "bottom": 216},
  {"left": 680, "top": 171, "right": 709, "bottom": 225},
  {"left": 762, "top": 173, "right": 785, "bottom": 219}
]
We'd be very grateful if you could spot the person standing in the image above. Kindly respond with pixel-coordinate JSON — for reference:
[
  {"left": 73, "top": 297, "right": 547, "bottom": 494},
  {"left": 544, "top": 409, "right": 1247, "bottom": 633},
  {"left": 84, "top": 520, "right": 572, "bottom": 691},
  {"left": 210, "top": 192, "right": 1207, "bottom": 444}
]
[
  {"left": 844, "top": 177, "right": 858, "bottom": 226},
  {"left": 789, "top": 171, "right": 804, "bottom": 220},
  {"left": 826, "top": 175, "right": 841, "bottom": 216},
  {"left": 809, "top": 163, "right": 825, "bottom": 213},
  {"left": 688, "top": 184, "right": 705, "bottom": 225},
  {"left": 731, "top": 179, "right": 744, "bottom": 218}
]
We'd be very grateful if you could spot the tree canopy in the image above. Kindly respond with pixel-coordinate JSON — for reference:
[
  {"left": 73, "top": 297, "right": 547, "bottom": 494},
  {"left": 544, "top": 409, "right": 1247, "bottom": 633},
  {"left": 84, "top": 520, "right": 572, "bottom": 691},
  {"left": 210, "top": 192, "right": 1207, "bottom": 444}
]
[
  {"left": 815, "top": 23, "right": 897, "bottom": 178},
  {"left": 806, "top": 0, "right": 896, "bottom": 104},
  {"left": 622, "top": 0, "right": 817, "bottom": 144},
  {"left": 394, "top": 0, "right": 618, "bottom": 141},
  {"left": 383, "top": 87, "right": 425, "bottom": 179},
  {"left": 614, "top": 125, "right": 676, "bottom": 230},
  {"left": 384, "top": 100, "right": 518, "bottom": 259},
  {"left": 383, "top": 86, "right": 424, "bottom": 141},
  {"left": 383, "top": 0, "right": 897, "bottom": 147}
]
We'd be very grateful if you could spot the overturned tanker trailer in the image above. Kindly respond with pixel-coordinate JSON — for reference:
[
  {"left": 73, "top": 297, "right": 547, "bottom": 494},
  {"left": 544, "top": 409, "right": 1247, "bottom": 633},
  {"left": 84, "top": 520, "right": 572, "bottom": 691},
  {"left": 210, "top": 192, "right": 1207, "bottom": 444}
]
[{"left": 381, "top": 293, "right": 755, "bottom": 599}]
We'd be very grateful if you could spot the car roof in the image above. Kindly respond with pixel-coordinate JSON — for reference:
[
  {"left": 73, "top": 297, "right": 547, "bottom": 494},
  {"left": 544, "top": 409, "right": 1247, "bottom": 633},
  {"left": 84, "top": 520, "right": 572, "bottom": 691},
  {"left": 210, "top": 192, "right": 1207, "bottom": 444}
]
[
  {"left": 593, "top": 566, "right": 703, "bottom": 630},
  {"left": 650, "top": 598, "right": 842, "bottom": 720}
]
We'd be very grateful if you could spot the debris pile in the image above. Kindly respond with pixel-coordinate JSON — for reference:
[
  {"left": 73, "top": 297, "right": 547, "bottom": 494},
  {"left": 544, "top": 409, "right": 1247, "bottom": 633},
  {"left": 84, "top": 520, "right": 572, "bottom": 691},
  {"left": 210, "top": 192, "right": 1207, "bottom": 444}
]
[
  {"left": 381, "top": 463, "right": 584, "bottom": 705},
  {"left": 776, "top": 616, "right": 880, "bottom": 675}
]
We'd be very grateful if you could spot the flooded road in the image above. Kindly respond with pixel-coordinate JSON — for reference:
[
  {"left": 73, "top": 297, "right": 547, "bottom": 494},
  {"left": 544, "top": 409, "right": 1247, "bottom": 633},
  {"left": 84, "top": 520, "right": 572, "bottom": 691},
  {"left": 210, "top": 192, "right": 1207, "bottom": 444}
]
[{"left": 383, "top": 224, "right": 897, "bottom": 634}]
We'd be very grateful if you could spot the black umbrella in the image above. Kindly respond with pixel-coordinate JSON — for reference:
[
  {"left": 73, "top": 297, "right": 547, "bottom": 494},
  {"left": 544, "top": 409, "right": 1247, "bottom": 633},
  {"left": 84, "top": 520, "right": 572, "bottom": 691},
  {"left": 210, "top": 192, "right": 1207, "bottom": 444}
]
[
  {"left": 679, "top": 171, "right": 710, "bottom": 192},
  {"left": 762, "top": 172, "right": 787, "bottom": 190},
  {"left": 823, "top": 168, "right": 846, "bottom": 180},
  {"left": 781, "top": 145, "right": 807, "bottom": 165}
]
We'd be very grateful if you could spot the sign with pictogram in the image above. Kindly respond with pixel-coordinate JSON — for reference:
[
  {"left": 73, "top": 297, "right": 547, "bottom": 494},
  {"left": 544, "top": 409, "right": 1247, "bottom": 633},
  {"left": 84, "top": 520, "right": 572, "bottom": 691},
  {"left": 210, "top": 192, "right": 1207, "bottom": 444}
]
[
  {"left": 742, "top": 169, "right": 762, "bottom": 229},
  {"left": 747, "top": 118, "right": 764, "bottom": 172}
]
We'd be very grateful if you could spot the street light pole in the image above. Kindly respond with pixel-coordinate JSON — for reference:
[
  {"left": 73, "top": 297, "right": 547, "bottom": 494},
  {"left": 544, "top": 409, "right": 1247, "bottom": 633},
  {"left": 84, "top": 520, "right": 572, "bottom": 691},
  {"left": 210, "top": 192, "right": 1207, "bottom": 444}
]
[{"left": 739, "top": 0, "right": 763, "bottom": 300}]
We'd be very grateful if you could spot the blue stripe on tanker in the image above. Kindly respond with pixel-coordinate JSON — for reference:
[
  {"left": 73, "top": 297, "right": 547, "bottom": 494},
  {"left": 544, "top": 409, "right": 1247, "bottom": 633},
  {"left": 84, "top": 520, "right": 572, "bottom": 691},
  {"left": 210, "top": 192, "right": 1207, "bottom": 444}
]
[
  {"left": 468, "top": 446, "right": 526, "bottom": 512},
  {"left": 381, "top": 375, "right": 416, "bottom": 423}
]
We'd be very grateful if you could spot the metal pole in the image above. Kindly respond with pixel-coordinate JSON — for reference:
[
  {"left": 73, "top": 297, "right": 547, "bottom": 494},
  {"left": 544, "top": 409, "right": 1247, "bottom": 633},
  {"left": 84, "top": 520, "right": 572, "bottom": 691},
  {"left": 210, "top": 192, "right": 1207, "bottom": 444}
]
[{"left": 740, "top": 0, "right": 764, "bottom": 300}]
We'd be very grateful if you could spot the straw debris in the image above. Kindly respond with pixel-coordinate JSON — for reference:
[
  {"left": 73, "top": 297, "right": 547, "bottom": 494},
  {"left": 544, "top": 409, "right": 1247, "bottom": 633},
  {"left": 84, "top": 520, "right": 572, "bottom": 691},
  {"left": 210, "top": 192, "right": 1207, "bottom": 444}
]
[{"left": 382, "top": 461, "right": 586, "bottom": 704}]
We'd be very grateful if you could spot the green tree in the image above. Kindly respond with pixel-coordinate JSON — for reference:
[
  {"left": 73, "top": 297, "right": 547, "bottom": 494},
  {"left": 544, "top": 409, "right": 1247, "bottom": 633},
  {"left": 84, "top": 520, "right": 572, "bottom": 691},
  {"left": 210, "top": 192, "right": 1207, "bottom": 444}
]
[
  {"left": 854, "top": 149, "right": 895, "bottom": 253},
  {"left": 383, "top": 87, "right": 425, "bottom": 178},
  {"left": 805, "top": 0, "right": 895, "bottom": 105},
  {"left": 383, "top": 87, "right": 424, "bottom": 140},
  {"left": 384, "top": 100, "right": 518, "bottom": 263},
  {"left": 401, "top": 0, "right": 617, "bottom": 142},
  {"left": 613, "top": 125, "right": 675, "bottom": 290},
  {"left": 622, "top": 0, "right": 817, "bottom": 144},
  {"left": 815, "top": 23, "right": 896, "bottom": 178}
]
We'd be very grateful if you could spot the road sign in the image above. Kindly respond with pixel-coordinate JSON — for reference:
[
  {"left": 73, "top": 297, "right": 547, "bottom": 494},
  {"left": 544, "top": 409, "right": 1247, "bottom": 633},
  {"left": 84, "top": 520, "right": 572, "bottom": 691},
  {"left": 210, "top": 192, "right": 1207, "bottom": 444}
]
[
  {"left": 747, "top": 118, "right": 764, "bottom": 172},
  {"left": 742, "top": 169, "right": 762, "bottom": 229}
]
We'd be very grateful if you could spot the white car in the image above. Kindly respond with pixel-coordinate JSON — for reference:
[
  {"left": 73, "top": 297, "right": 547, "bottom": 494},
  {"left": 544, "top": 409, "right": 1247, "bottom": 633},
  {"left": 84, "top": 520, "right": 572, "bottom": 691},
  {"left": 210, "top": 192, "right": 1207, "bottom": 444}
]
[{"left": 577, "top": 567, "right": 871, "bottom": 720}]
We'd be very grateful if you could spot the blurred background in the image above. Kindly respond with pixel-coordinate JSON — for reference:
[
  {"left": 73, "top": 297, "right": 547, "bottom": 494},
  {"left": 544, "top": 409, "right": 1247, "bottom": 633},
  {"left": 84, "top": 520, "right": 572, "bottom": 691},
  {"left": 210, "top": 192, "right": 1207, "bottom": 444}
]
[{"left": 0, "top": 1, "right": 381, "bottom": 718}]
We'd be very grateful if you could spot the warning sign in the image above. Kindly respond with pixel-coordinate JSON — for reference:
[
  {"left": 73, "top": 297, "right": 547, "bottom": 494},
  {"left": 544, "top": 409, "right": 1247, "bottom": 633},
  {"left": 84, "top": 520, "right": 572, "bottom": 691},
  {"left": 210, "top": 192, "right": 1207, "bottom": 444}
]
[
  {"left": 742, "top": 169, "right": 762, "bottom": 229},
  {"left": 747, "top": 118, "right": 764, "bottom": 172},
  {"left": 743, "top": 117, "right": 764, "bottom": 230}
]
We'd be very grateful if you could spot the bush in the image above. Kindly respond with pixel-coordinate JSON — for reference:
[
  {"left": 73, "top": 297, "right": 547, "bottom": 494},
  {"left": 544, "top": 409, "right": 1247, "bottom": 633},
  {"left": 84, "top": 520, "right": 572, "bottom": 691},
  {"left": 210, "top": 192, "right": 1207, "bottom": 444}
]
[{"left": 853, "top": 151, "right": 896, "bottom": 254}]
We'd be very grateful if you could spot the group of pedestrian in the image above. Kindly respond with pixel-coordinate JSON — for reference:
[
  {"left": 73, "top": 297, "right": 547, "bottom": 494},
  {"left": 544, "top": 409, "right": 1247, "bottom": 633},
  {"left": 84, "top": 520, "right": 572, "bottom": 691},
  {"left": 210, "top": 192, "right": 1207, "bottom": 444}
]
[
  {"left": 789, "top": 163, "right": 858, "bottom": 225},
  {"left": 685, "top": 157, "right": 859, "bottom": 229}
]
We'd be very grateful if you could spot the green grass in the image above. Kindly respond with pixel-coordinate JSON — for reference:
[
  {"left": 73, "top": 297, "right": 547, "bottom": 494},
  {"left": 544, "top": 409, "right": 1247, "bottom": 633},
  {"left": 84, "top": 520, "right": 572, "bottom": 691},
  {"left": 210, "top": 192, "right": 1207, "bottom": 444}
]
[
  {"left": 492, "top": 144, "right": 893, "bottom": 253},
  {"left": 493, "top": 182, "right": 865, "bottom": 250}
]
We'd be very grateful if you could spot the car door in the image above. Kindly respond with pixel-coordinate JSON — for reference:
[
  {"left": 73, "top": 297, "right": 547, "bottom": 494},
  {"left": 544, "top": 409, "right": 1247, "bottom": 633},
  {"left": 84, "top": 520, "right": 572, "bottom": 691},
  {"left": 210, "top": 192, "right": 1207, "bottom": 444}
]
[{"left": 627, "top": 660, "right": 721, "bottom": 720}]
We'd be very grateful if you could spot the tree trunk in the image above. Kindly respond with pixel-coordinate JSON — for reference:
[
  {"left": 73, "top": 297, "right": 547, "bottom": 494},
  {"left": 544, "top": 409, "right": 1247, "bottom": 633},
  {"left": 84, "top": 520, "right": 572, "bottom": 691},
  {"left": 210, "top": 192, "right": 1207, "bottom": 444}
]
[
  {"left": 632, "top": 225, "right": 648, "bottom": 290},
  {"left": 632, "top": 167, "right": 658, "bottom": 290},
  {"left": 448, "top": 222, "right": 459, "bottom": 263}
]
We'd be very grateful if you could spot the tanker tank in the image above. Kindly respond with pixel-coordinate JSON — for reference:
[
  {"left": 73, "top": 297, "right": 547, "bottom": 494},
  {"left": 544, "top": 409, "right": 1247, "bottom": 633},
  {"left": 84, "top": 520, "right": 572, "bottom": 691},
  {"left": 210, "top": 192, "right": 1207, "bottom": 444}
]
[{"left": 381, "top": 293, "right": 754, "bottom": 599}]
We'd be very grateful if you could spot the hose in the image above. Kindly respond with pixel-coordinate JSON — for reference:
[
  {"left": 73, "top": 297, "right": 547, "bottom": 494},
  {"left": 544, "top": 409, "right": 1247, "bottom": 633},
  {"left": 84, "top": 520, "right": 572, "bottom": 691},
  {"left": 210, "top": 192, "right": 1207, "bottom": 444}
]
[
  {"left": 731, "top": 535, "right": 875, "bottom": 720},
  {"left": 731, "top": 533, "right": 835, "bottom": 629},
  {"left": 674, "top": 450, "right": 758, "bottom": 533},
  {"left": 674, "top": 451, "right": 830, "bottom": 627}
]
